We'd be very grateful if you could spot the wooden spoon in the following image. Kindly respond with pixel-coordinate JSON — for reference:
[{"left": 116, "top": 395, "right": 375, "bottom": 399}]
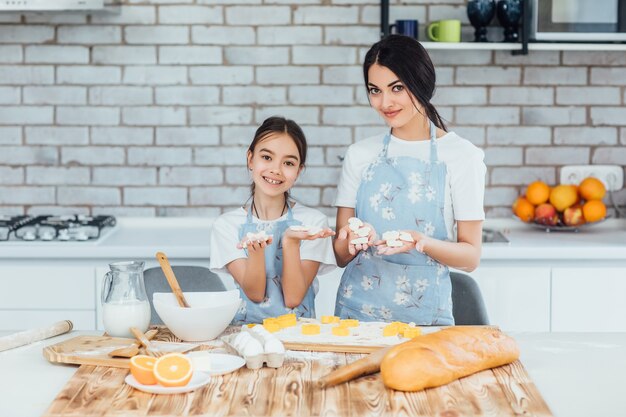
[
  {"left": 156, "top": 251, "right": 190, "bottom": 308},
  {"left": 130, "top": 327, "right": 167, "bottom": 357},
  {"left": 108, "top": 329, "right": 158, "bottom": 358}
]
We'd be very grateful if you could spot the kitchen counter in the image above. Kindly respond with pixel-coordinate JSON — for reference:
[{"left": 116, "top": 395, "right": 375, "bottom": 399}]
[
  {"left": 0, "top": 217, "right": 625, "bottom": 262},
  {"left": 0, "top": 331, "right": 625, "bottom": 417}
]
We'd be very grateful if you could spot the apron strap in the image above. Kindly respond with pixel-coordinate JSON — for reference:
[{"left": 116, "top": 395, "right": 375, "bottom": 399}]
[
  {"left": 285, "top": 200, "right": 294, "bottom": 221},
  {"left": 429, "top": 119, "right": 439, "bottom": 162},
  {"left": 381, "top": 131, "right": 392, "bottom": 158},
  {"left": 245, "top": 204, "right": 254, "bottom": 225}
]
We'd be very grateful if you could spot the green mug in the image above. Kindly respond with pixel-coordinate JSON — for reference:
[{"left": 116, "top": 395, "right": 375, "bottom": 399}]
[{"left": 427, "top": 19, "right": 461, "bottom": 42}]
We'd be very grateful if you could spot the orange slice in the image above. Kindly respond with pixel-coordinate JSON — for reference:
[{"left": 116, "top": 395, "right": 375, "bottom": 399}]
[
  {"left": 129, "top": 354, "right": 157, "bottom": 385},
  {"left": 153, "top": 353, "right": 193, "bottom": 387}
]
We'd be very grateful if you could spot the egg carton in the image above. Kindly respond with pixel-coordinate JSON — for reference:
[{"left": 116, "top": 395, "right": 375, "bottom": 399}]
[{"left": 221, "top": 328, "right": 285, "bottom": 370}]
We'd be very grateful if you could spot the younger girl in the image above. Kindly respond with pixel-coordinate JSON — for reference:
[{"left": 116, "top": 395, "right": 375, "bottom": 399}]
[
  {"left": 210, "top": 116, "right": 336, "bottom": 324},
  {"left": 333, "top": 35, "right": 486, "bottom": 325}
]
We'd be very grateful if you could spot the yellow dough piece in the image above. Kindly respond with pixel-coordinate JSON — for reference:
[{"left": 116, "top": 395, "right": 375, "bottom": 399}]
[
  {"left": 321, "top": 315, "right": 340, "bottom": 324},
  {"left": 301, "top": 324, "right": 321, "bottom": 335},
  {"left": 402, "top": 327, "right": 422, "bottom": 339},
  {"left": 383, "top": 323, "right": 400, "bottom": 337},
  {"left": 246, "top": 323, "right": 257, "bottom": 328},
  {"left": 339, "top": 319, "right": 359, "bottom": 328},
  {"left": 331, "top": 326, "right": 350, "bottom": 336},
  {"left": 263, "top": 318, "right": 281, "bottom": 333},
  {"left": 277, "top": 314, "right": 297, "bottom": 328}
]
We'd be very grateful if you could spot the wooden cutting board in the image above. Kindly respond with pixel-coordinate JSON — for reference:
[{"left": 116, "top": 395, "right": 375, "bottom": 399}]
[
  {"left": 42, "top": 328, "right": 553, "bottom": 417},
  {"left": 43, "top": 328, "right": 195, "bottom": 368}
]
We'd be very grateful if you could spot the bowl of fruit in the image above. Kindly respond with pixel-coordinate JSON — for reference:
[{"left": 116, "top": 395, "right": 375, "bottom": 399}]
[{"left": 512, "top": 177, "right": 608, "bottom": 232}]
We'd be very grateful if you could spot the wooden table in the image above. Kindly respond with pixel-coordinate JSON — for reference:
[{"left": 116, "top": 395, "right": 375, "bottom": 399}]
[
  {"left": 40, "top": 329, "right": 552, "bottom": 417},
  {"left": 6, "top": 331, "right": 626, "bottom": 417}
]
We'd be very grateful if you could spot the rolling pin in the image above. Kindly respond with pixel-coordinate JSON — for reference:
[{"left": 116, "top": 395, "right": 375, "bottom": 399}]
[
  {"left": 318, "top": 343, "right": 403, "bottom": 388},
  {"left": 0, "top": 320, "right": 73, "bottom": 352}
]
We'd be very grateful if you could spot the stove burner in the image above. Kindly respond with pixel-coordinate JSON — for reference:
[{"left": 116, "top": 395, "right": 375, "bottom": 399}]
[{"left": 0, "top": 215, "right": 116, "bottom": 242}]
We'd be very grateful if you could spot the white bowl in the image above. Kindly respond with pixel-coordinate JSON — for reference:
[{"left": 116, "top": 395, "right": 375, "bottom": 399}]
[{"left": 153, "top": 290, "right": 241, "bottom": 342}]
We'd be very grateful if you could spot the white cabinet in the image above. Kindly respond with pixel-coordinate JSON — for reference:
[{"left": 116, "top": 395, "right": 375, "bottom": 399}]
[
  {"left": 552, "top": 267, "right": 626, "bottom": 332},
  {"left": 463, "top": 267, "right": 552, "bottom": 332},
  {"left": 0, "top": 266, "right": 96, "bottom": 331}
]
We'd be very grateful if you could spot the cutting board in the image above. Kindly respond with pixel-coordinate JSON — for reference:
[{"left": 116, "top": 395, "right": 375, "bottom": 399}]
[
  {"left": 43, "top": 328, "right": 196, "bottom": 369},
  {"left": 42, "top": 327, "right": 553, "bottom": 417}
]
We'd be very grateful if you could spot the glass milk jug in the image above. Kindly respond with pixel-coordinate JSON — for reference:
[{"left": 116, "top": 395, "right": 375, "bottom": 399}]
[{"left": 101, "top": 261, "right": 151, "bottom": 338}]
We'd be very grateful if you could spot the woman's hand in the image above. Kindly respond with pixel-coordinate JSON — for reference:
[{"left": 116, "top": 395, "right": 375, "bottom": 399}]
[
  {"left": 375, "top": 230, "right": 431, "bottom": 256},
  {"left": 283, "top": 226, "right": 335, "bottom": 246},
  {"left": 336, "top": 222, "right": 377, "bottom": 256}
]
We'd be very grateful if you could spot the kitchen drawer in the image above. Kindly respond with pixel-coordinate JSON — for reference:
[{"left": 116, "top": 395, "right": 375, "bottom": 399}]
[
  {"left": 0, "top": 310, "right": 95, "bottom": 331},
  {"left": 0, "top": 266, "right": 95, "bottom": 309},
  {"left": 470, "top": 267, "right": 551, "bottom": 332},
  {"left": 552, "top": 267, "right": 626, "bottom": 332}
]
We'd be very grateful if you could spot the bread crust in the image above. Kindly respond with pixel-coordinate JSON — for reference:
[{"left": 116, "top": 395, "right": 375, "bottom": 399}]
[{"left": 380, "top": 327, "right": 520, "bottom": 391}]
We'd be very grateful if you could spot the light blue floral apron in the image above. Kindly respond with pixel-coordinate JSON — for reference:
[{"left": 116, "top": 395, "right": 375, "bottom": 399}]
[
  {"left": 233, "top": 204, "right": 317, "bottom": 324},
  {"left": 335, "top": 120, "right": 453, "bottom": 325}
]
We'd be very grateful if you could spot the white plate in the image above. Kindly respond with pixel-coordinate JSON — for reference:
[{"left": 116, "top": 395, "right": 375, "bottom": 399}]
[
  {"left": 186, "top": 352, "right": 246, "bottom": 376},
  {"left": 125, "top": 372, "right": 211, "bottom": 395}
]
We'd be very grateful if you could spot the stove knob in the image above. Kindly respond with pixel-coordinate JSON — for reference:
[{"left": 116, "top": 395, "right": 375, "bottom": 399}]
[
  {"left": 40, "top": 231, "right": 54, "bottom": 241},
  {"left": 23, "top": 231, "right": 36, "bottom": 241},
  {"left": 58, "top": 230, "right": 70, "bottom": 241},
  {"left": 75, "top": 232, "right": 88, "bottom": 241}
]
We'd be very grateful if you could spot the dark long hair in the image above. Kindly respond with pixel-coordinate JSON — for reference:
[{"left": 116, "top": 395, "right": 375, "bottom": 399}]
[
  {"left": 247, "top": 116, "right": 308, "bottom": 201},
  {"left": 363, "top": 35, "right": 447, "bottom": 131}
]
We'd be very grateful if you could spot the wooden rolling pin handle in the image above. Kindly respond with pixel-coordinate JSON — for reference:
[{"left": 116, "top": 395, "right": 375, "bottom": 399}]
[
  {"left": 156, "top": 251, "right": 190, "bottom": 308},
  {"left": 318, "top": 345, "right": 395, "bottom": 389}
]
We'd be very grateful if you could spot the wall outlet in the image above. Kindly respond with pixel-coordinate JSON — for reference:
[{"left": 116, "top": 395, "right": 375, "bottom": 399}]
[{"left": 560, "top": 165, "right": 623, "bottom": 191}]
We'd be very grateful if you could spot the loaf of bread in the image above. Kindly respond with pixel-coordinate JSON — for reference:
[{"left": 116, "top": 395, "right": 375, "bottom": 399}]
[{"left": 380, "top": 327, "right": 519, "bottom": 392}]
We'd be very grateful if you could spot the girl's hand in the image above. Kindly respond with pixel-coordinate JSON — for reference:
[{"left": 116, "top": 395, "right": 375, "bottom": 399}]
[
  {"left": 236, "top": 235, "right": 273, "bottom": 252},
  {"left": 375, "top": 230, "right": 430, "bottom": 256},
  {"left": 336, "top": 222, "right": 377, "bottom": 256},
  {"left": 284, "top": 227, "right": 335, "bottom": 245}
]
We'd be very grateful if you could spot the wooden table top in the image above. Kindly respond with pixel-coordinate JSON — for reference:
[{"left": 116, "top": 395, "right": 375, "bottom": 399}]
[{"left": 42, "top": 348, "right": 552, "bottom": 417}]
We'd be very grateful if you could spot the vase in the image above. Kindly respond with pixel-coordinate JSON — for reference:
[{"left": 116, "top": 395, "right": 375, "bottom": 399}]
[
  {"left": 497, "top": 0, "right": 522, "bottom": 42},
  {"left": 467, "top": 0, "right": 496, "bottom": 42}
]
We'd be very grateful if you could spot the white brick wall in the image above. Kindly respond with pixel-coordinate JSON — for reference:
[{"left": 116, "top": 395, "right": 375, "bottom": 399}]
[{"left": 0, "top": 0, "right": 624, "bottom": 217}]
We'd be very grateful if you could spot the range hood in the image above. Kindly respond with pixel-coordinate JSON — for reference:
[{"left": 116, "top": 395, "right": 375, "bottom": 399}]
[{"left": 0, "top": 0, "right": 104, "bottom": 11}]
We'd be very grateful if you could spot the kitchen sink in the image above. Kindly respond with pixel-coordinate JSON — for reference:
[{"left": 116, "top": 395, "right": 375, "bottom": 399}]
[{"left": 482, "top": 228, "right": 509, "bottom": 244}]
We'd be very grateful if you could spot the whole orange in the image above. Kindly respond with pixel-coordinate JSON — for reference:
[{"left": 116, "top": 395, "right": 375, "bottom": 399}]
[
  {"left": 512, "top": 196, "right": 535, "bottom": 222},
  {"left": 549, "top": 185, "right": 578, "bottom": 212},
  {"left": 525, "top": 181, "right": 550, "bottom": 205},
  {"left": 582, "top": 200, "right": 606, "bottom": 223},
  {"left": 579, "top": 177, "right": 606, "bottom": 201}
]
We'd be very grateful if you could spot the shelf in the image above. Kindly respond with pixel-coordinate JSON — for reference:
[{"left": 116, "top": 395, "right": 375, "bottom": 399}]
[{"left": 420, "top": 41, "right": 626, "bottom": 52}]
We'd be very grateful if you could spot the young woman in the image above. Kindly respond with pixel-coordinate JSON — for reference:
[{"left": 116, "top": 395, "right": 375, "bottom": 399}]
[
  {"left": 333, "top": 35, "right": 486, "bottom": 325},
  {"left": 210, "top": 116, "right": 336, "bottom": 324}
]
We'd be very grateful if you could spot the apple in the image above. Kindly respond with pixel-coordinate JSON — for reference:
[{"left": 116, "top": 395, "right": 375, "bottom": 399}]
[
  {"left": 563, "top": 205, "right": 586, "bottom": 227},
  {"left": 534, "top": 203, "right": 559, "bottom": 226}
]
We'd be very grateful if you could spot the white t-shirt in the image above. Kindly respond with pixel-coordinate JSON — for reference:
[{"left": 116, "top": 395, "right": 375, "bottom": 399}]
[
  {"left": 334, "top": 131, "right": 486, "bottom": 240},
  {"left": 209, "top": 203, "right": 337, "bottom": 281}
]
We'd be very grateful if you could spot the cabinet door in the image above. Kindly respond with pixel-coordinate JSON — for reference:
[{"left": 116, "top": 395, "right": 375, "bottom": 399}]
[
  {"left": 552, "top": 267, "right": 626, "bottom": 332},
  {"left": 0, "top": 266, "right": 96, "bottom": 331},
  {"left": 0, "top": 266, "right": 95, "bottom": 309},
  {"left": 315, "top": 268, "right": 343, "bottom": 319},
  {"left": 470, "top": 267, "right": 551, "bottom": 332}
]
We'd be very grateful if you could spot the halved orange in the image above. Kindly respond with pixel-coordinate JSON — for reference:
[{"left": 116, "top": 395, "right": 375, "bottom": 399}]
[
  {"left": 129, "top": 354, "right": 157, "bottom": 385},
  {"left": 153, "top": 353, "right": 193, "bottom": 387}
]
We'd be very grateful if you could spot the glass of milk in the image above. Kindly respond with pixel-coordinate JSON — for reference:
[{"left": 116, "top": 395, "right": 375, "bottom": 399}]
[{"left": 102, "top": 261, "right": 151, "bottom": 338}]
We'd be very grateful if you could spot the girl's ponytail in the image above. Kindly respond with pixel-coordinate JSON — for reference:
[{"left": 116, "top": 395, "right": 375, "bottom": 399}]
[{"left": 424, "top": 101, "right": 447, "bottom": 131}]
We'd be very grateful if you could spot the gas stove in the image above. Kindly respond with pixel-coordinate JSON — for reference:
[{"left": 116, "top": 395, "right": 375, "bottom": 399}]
[{"left": 0, "top": 215, "right": 116, "bottom": 242}]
